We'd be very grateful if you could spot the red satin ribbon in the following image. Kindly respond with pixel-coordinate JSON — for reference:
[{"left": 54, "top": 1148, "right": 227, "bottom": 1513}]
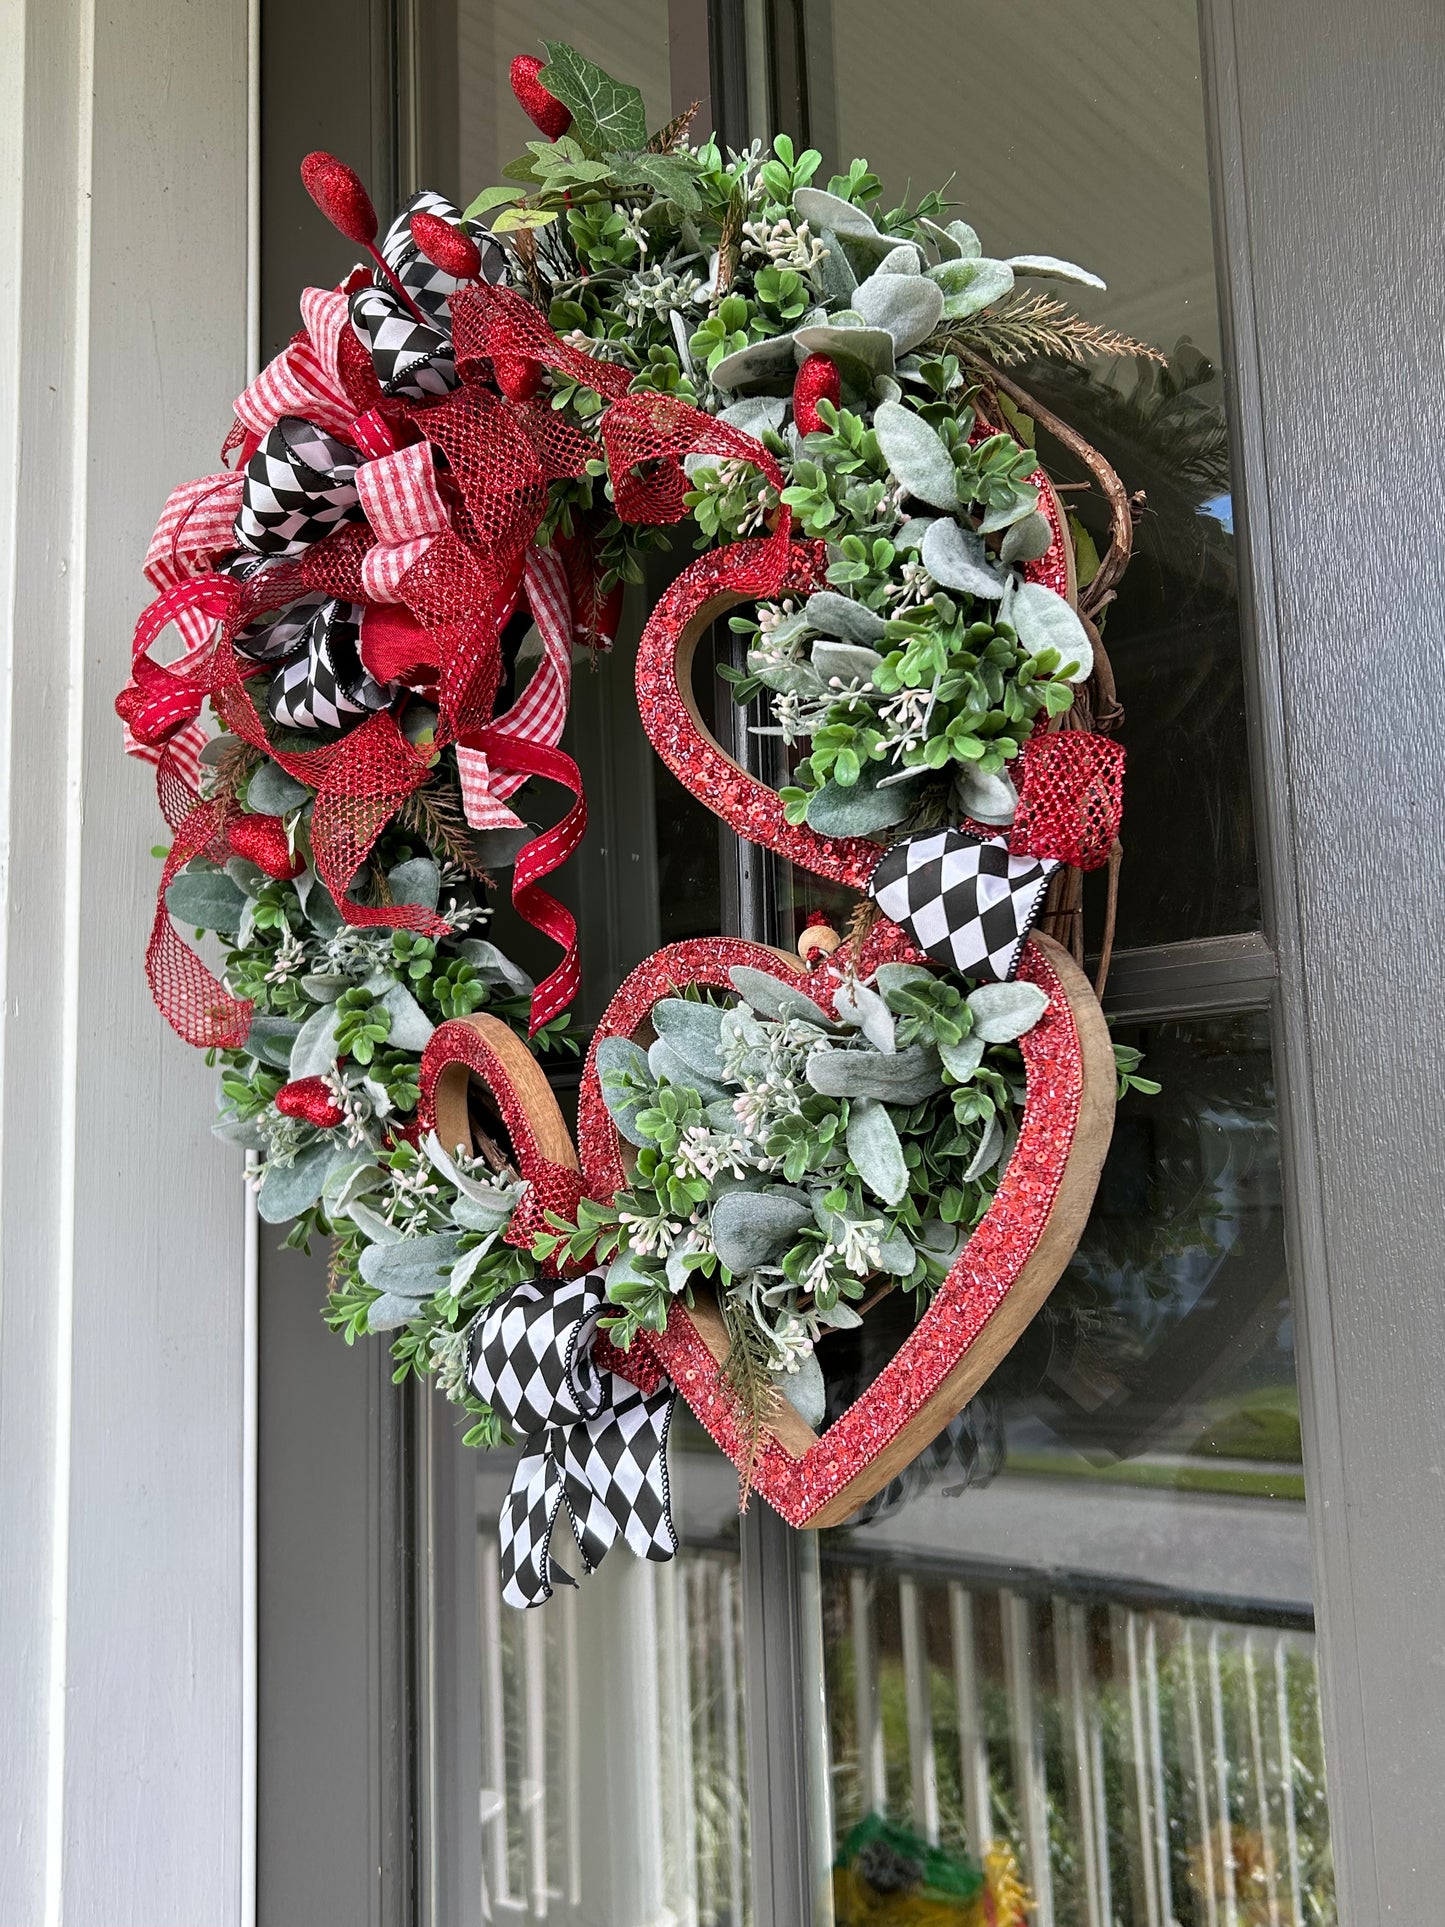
[{"left": 468, "top": 728, "right": 587, "bottom": 1035}]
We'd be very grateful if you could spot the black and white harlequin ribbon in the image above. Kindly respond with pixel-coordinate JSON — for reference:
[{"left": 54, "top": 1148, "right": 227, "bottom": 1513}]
[
  {"left": 234, "top": 414, "right": 363, "bottom": 556},
  {"left": 869, "top": 830, "right": 1060, "bottom": 983},
  {"left": 262, "top": 597, "right": 394, "bottom": 731},
  {"left": 470, "top": 1271, "right": 678, "bottom": 1610},
  {"left": 349, "top": 189, "right": 505, "bottom": 402}
]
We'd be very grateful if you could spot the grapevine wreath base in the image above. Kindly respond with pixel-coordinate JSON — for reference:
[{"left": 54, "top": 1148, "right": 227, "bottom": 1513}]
[{"left": 121, "top": 42, "right": 1154, "bottom": 1619}]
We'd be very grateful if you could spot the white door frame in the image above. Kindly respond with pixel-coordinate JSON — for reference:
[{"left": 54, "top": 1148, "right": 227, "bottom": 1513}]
[{"left": 0, "top": 2, "right": 258, "bottom": 1922}]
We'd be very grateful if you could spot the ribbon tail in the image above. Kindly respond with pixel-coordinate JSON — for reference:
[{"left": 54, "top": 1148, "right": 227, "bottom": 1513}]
[
  {"left": 563, "top": 1381, "right": 679, "bottom": 1568},
  {"left": 498, "top": 1440, "right": 576, "bottom": 1610},
  {"left": 471, "top": 728, "right": 586, "bottom": 1035}
]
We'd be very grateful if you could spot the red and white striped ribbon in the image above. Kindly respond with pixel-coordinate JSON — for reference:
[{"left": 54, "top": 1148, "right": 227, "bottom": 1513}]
[
  {"left": 456, "top": 544, "right": 574, "bottom": 830},
  {"left": 232, "top": 286, "right": 356, "bottom": 444},
  {"left": 355, "top": 441, "right": 451, "bottom": 602}
]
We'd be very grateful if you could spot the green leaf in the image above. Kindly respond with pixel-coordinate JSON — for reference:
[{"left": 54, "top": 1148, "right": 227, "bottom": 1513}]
[
  {"left": 871, "top": 401, "right": 957, "bottom": 511},
  {"left": 709, "top": 333, "right": 801, "bottom": 392},
  {"left": 1007, "top": 253, "right": 1106, "bottom": 290},
  {"left": 165, "top": 867, "right": 248, "bottom": 932},
  {"left": 728, "top": 966, "right": 842, "bottom": 1029},
  {"left": 852, "top": 270, "right": 944, "bottom": 354},
  {"left": 463, "top": 184, "right": 522, "bottom": 220},
  {"left": 775, "top": 1351, "right": 826, "bottom": 1430},
  {"left": 651, "top": 997, "right": 727, "bottom": 1079},
  {"left": 379, "top": 983, "right": 434, "bottom": 1051},
  {"left": 804, "top": 1044, "right": 944, "bottom": 1103},
  {"left": 594, "top": 1036, "right": 657, "bottom": 1145},
  {"left": 289, "top": 1002, "right": 343, "bottom": 1078},
  {"left": 791, "top": 320, "right": 896, "bottom": 380},
  {"left": 962, "top": 1115, "right": 1006, "bottom": 1182},
  {"left": 385, "top": 857, "right": 440, "bottom": 911},
  {"left": 257, "top": 1140, "right": 336, "bottom": 1225},
  {"left": 805, "top": 766, "right": 918, "bottom": 837},
  {"left": 804, "top": 591, "right": 887, "bottom": 644},
  {"left": 845, "top": 1097, "right": 908, "bottom": 1205},
  {"left": 1000, "top": 510, "right": 1053, "bottom": 564},
  {"left": 710, "top": 1190, "right": 814, "bottom": 1272},
  {"left": 491, "top": 206, "right": 557, "bottom": 233},
  {"left": 246, "top": 759, "right": 309, "bottom": 815},
  {"left": 246, "top": 1015, "right": 302, "bottom": 1069},
  {"left": 617, "top": 151, "right": 703, "bottom": 211},
  {"left": 939, "top": 1034, "right": 986, "bottom": 1083},
  {"left": 926, "top": 256, "right": 1014, "bottom": 321},
  {"left": 953, "top": 764, "right": 1018, "bottom": 828},
  {"left": 538, "top": 40, "right": 648, "bottom": 154},
  {"left": 1008, "top": 582, "right": 1094, "bottom": 682},
  {"left": 921, "top": 518, "right": 1007, "bottom": 599},
  {"left": 965, "top": 980, "right": 1049, "bottom": 1043}
]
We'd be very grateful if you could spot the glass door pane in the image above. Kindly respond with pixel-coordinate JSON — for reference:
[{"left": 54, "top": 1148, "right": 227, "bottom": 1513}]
[
  {"left": 422, "top": 1405, "right": 752, "bottom": 1925},
  {"left": 768, "top": 0, "right": 1259, "bottom": 948},
  {"left": 807, "top": 1015, "right": 1336, "bottom": 1924}
]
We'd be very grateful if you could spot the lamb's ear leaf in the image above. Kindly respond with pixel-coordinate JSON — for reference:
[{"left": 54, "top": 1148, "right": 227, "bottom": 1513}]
[
  {"left": 965, "top": 980, "right": 1049, "bottom": 1043},
  {"left": 1008, "top": 582, "right": 1094, "bottom": 682},
  {"left": 845, "top": 1096, "right": 909, "bottom": 1205},
  {"left": 256, "top": 1138, "right": 337, "bottom": 1224},
  {"left": 871, "top": 401, "right": 957, "bottom": 512},
  {"left": 710, "top": 1190, "right": 814, "bottom": 1272},
  {"left": 594, "top": 1035, "right": 658, "bottom": 1146}
]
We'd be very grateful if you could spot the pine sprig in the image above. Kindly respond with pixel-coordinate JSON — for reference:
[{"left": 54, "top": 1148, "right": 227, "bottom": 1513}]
[
  {"left": 209, "top": 738, "right": 262, "bottom": 806},
  {"left": 945, "top": 292, "right": 1165, "bottom": 369},
  {"left": 719, "top": 1291, "right": 781, "bottom": 1507},
  {"left": 396, "top": 771, "right": 490, "bottom": 881},
  {"left": 649, "top": 100, "right": 700, "bottom": 153}
]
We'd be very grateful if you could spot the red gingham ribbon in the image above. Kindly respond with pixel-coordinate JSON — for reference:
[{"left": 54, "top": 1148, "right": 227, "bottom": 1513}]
[
  {"left": 232, "top": 286, "right": 355, "bottom": 443},
  {"left": 356, "top": 441, "right": 452, "bottom": 602}
]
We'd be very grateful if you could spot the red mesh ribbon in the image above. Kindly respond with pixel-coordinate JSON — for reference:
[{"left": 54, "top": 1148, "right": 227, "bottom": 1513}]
[
  {"left": 147, "top": 795, "right": 253, "bottom": 1050},
  {"left": 1009, "top": 730, "right": 1124, "bottom": 870},
  {"left": 124, "top": 280, "right": 796, "bottom": 1045}
]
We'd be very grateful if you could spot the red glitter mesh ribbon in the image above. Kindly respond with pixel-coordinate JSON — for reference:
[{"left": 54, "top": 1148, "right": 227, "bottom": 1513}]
[
  {"left": 124, "top": 279, "right": 796, "bottom": 1046},
  {"left": 147, "top": 795, "right": 253, "bottom": 1050},
  {"left": 1009, "top": 729, "right": 1124, "bottom": 871}
]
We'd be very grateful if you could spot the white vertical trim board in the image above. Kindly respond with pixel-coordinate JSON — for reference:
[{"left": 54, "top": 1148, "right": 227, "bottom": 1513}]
[{"left": 0, "top": 4, "right": 253, "bottom": 1925}]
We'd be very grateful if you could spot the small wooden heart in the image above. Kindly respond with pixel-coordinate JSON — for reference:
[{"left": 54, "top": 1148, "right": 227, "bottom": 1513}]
[
  {"left": 634, "top": 473, "right": 1073, "bottom": 890},
  {"left": 575, "top": 930, "right": 1114, "bottom": 1528}
]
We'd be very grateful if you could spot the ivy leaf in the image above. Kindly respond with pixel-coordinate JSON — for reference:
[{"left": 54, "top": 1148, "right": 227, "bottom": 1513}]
[
  {"left": 491, "top": 206, "right": 557, "bottom": 233},
  {"left": 539, "top": 41, "right": 648, "bottom": 155},
  {"left": 463, "top": 184, "right": 522, "bottom": 220},
  {"left": 616, "top": 152, "right": 703, "bottom": 211}
]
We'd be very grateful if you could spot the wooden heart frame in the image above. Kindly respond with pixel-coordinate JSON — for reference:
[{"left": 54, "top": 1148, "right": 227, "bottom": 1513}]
[
  {"left": 420, "top": 922, "right": 1114, "bottom": 1529},
  {"left": 634, "top": 473, "right": 1075, "bottom": 893}
]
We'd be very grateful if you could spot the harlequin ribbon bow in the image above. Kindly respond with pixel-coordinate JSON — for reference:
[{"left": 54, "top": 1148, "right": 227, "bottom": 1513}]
[
  {"left": 470, "top": 1271, "right": 677, "bottom": 1610},
  {"left": 868, "top": 730, "right": 1125, "bottom": 982}
]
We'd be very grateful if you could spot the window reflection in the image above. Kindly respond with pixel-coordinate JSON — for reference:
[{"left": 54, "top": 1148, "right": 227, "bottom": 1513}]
[
  {"left": 773, "top": 0, "right": 1260, "bottom": 946},
  {"left": 809, "top": 1014, "right": 1334, "bottom": 1923},
  {"left": 426, "top": 1411, "right": 753, "bottom": 1926}
]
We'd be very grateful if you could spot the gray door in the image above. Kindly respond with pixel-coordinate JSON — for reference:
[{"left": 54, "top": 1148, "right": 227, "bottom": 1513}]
[{"left": 255, "top": 2, "right": 1445, "bottom": 1921}]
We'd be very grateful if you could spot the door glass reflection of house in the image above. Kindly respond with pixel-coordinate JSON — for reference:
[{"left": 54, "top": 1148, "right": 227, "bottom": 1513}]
[{"left": 257, "top": 3, "right": 1337, "bottom": 1922}]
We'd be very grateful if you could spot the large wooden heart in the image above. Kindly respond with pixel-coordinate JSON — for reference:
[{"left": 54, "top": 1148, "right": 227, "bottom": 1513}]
[
  {"left": 576, "top": 930, "right": 1113, "bottom": 1528},
  {"left": 418, "top": 925, "right": 1112, "bottom": 1528},
  {"left": 634, "top": 474, "right": 1074, "bottom": 889}
]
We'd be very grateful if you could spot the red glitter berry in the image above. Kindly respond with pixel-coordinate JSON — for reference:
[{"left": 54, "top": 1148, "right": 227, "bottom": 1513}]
[
  {"left": 793, "top": 353, "right": 842, "bottom": 434},
  {"left": 510, "top": 55, "right": 573, "bottom": 139},
  {"left": 493, "top": 352, "right": 543, "bottom": 402},
  {"left": 299, "top": 151, "right": 378, "bottom": 248},
  {"left": 275, "top": 1077, "right": 346, "bottom": 1130},
  {"left": 229, "top": 812, "right": 304, "bottom": 879},
  {"left": 409, "top": 209, "right": 482, "bottom": 281}
]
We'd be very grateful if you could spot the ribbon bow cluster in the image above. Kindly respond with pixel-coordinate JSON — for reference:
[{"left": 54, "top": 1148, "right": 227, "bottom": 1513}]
[
  {"left": 470, "top": 1271, "right": 678, "bottom": 1609},
  {"left": 868, "top": 729, "right": 1125, "bottom": 981},
  {"left": 119, "top": 185, "right": 793, "bottom": 1047}
]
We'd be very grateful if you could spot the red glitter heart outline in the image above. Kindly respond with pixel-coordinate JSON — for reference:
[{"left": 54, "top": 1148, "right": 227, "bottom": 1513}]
[
  {"left": 576, "top": 929, "right": 1113, "bottom": 1528},
  {"left": 634, "top": 471, "right": 1072, "bottom": 887}
]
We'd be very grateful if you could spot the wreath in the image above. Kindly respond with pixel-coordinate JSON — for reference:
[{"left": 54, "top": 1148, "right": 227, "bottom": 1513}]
[{"left": 120, "top": 42, "right": 1154, "bottom": 1604}]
